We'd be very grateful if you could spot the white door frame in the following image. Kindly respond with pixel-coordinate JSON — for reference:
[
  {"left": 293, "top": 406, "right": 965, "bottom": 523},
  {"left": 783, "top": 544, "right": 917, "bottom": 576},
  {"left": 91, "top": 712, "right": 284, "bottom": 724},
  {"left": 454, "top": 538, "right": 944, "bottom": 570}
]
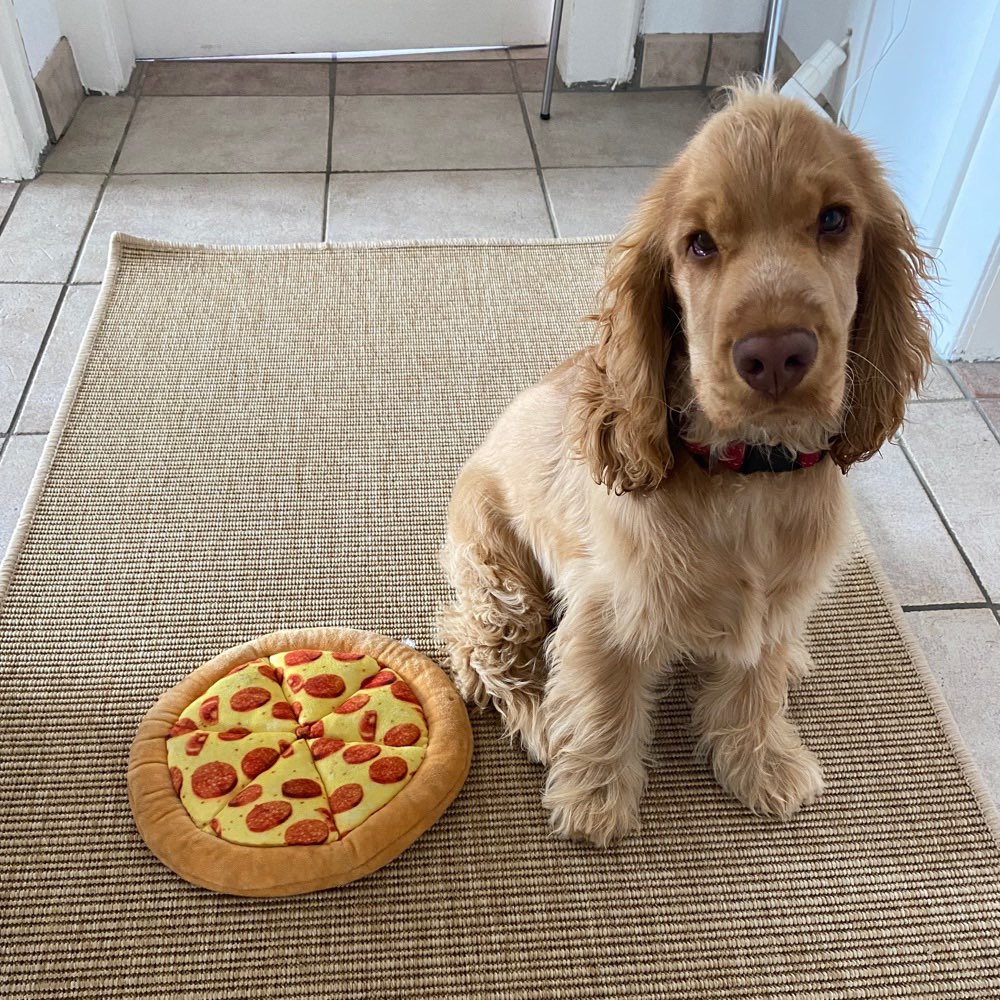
[
  {"left": 51, "top": 0, "right": 134, "bottom": 94},
  {"left": 0, "top": 0, "right": 48, "bottom": 181}
]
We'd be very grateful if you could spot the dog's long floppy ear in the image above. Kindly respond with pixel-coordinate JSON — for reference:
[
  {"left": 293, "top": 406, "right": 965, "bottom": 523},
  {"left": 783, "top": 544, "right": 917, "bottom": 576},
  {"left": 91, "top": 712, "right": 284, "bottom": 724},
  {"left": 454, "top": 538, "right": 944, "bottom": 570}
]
[
  {"left": 569, "top": 210, "right": 677, "bottom": 495},
  {"left": 831, "top": 159, "right": 934, "bottom": 471}
]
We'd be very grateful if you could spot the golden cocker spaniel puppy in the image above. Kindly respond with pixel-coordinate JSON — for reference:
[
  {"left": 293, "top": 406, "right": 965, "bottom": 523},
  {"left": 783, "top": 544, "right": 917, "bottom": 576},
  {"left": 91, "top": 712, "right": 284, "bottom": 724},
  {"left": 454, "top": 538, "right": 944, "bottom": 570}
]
[{"left": 440, "top": 83, "right": 933, "bottom": 845}]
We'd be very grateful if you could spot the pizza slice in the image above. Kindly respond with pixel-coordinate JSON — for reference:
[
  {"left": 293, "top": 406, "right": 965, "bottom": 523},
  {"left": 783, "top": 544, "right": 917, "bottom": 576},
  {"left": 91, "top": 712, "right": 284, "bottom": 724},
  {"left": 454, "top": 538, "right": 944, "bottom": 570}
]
[
  {"left": 170, "top": 657, "right": 297, "bottom": 735},
  {"left": 166, "top": 730, "right": 292, "bottom": 828},
  {"left": 308, "top": 739, "right": 426, "bottom": 836},
  {"left": 301, "top": 678, "right": 427, "bottom": 747},
  {"left": 269, "top": 649, "right": 381, "bottom": 725},
  {"left": 209, "top": 739, "right": 336, "bottom": 846}
]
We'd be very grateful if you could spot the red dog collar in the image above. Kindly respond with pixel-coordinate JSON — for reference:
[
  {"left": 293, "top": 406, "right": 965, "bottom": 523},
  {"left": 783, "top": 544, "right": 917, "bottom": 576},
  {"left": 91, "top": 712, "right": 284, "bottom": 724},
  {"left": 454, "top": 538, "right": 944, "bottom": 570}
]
[{"left": 682, "top": 439, "right": 826, "bottom": 475}]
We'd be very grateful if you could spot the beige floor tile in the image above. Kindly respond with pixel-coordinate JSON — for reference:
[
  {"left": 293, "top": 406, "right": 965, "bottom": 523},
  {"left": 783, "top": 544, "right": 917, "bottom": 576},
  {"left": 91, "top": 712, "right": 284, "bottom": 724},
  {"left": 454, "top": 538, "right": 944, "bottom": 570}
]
[
  {"left": 0, "top": 434, "right": 47, "bottom": 559},
  {"left": 43, "top": 97, "right": 134, "bottom": 173},
  {"left": 912, "top": 362, "right": 963, "bottom": 400},
  {"left": 526, "top": 91, "right": 708, "bottom": 167},
  {"left": 640, "top": 34, "right": 709, "bottom": 88},
  {"left": 849, "top": 442, "right": 982, "bottom": 605},
  {"left": 512, "top": 60, "right": 567, "bottom": 93},
  {"left": 954, "top": 361, "right": 1000, "bottom": 398},
  {"left": 0, "top": 285, "right": 62, "bottom": 432},
  {"left": 326, "top": 170, "right": 550, "bottom": 241},
  {"left": 544, "top": 166, "right": 658, "bottom": 237},
  {"left": 905, "top": 609, "right": 1000, "bottom": 804},
  {"left": 903, "top": 402, "right": 1000, "bottom": 600},
  {"left": 117, "top": 97, "right": 329, "bottom": 173},
  {"left": 16, "top": 286, "right": 100, "bottom": 433},
  {"left": 74, "top": 173, "right": 326, "bottom": 282},
  {"left": 979, "top": 398, "right": 1000, "bottom": 435},
  {"left": 0, "top": 183, "right": 17, "bottom": 219},
  {"left": 336, "top": 60, "right": 516, "bottom": 95},
  {"left": 142, "top": 61, "right": 330, "bottom": 96},
  {"left": 0, "top": 175, "right": 102, "bottom": 282},
  {"left": 509, "top": 46, "right": 548, "bottom": 60},
  {"left": 331, "top": 95, "right": 534, "bottom": 171}
]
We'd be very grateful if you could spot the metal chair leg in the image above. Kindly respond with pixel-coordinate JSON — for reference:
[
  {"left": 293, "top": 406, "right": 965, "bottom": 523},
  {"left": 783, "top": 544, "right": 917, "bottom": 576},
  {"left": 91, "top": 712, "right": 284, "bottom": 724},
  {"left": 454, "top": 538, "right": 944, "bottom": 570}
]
[{"left": 540, "top": 0, "right": 566, "bottom": 120}]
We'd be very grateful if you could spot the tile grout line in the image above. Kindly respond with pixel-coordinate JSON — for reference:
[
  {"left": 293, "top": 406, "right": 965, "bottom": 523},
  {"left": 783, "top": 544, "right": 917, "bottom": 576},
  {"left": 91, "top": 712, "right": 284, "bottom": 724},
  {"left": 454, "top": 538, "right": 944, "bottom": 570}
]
[
  {"left": 896, "top": 435, "right": 995, "bottom": 606},
  {"left": 509, "top": 51, "right": 559, "bottom": 238},
  {"left": 901, "top": 601, "right": 995, "bottom": 612},
  {"left": 321, "top": 61, "right": 336, "bottom": 241},
  {"left": 0, "top": 91, "right": 143, "bottom": 458},
  {"left": 0, "top": 182, "right": 25, "bottom": 239},
  {"left": 940, "top": 362, "right": 1000, "bottom": 448}
]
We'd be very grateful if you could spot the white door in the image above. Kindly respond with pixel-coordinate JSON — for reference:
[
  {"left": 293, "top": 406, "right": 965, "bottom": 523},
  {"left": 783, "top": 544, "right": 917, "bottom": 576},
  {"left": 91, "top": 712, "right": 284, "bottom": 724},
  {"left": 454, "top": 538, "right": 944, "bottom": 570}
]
[{"left": 123, "top": 0, "right": 552, "bottom": 59}]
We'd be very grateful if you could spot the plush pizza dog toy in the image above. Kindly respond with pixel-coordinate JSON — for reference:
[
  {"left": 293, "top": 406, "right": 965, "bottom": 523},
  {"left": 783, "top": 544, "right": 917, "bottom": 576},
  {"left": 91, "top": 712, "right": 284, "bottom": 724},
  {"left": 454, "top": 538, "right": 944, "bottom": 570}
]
[{"left": 128, "top": 628, "right": 472, "bottom": 897}]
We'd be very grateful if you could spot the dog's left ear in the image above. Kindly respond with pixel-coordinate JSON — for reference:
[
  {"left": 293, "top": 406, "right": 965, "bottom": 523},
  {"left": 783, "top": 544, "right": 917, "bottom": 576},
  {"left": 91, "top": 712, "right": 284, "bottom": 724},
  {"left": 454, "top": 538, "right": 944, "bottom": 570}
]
[{"left": 831, "top": 158, "right": 934, "bottom": 471}]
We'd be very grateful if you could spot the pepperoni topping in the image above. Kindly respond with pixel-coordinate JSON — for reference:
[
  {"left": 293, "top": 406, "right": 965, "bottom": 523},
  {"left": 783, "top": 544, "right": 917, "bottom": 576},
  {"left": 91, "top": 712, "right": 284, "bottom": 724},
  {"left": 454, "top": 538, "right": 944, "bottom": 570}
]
[
  {"left": 169, "top": 717, "right": 198, "bottom": 738},
  {"left": 335, "top": 693, "right": 370, "bottom": 714},
  {"left": 328, "top": 783, "right": 364, "bottom": 813},
  {"left": 295, "top": 724, "right": 312, "bottom": 739},
  {"left": 230, "top": 687, "right": 271, "bottom": 712},
  {"left": 228, "top": 783, "right": 263, "bottom": 807},
  {"left": 185, "top": 732, "right": 209, "bottom": 756},
  {"left": 226, "top": 664, "right": 248, "bottom": 676},
  {"left": 286, "top": 674, "right": 304, "bottom": 693},
  {"left": 310, "top": 738, "right": 346, "bottom": 760},
  {"left": 291, "top": 701, "right": 303, "bottom": 720},
  {"left": 332, "top": 651, "right": 365, "bottom": 662},
  {"left": 278, "top": 739, "right": 292, "bottom": 754},
  {"left": 390, "top": 680, "right": 420, "bottom": 705},
  {"left": 369, "top": 756, "right": 409, "bottom": 784},
  {"left": 384, "top": 723, "right": 421, "bottom": 747},
  {"left": 304, "top": 674, "right": 346, "bottom": 699},
  {"left": 218, "top": 727, "right": 251, "bottom": 741},
  {"left": 360, "top": 669, "right": 396, "bottom": 689},
  {"left": 169, "top": 766, "right": 183, "bottom": 795},
  {"left": 258, "top": 663, "right": 281, "bottom": 683},
  {"left": 342, "top": 743, "right": 381, "bottom": 765},
  {"left": 198, "top": 696, "right": 219, "bottom": 725},
  {"left": 284, "top": 650, "right": 322, "bottom": 666},
  {"left": 209, "top": 818, "right": 222, "bottom": 837},
  {"left": 241, "top": 746, "right": 280, "bottom": 779},
  {"left": 359, "top": 711, "right": 377, "bottom": 742},
  {"left": 308, "top": 721, "right": 324, "bottom": 738},
  {"left": 281, "top": 778, "right": 323, "bottom": 799},
  {"left": 246, "top": 800, "right": 293, "bottom": 832},
  {"left": 191, "top": 761, "right": 238, "bottom": 799},
  {"left": 271, "top": 701, "right": 296, "bottom": 720},
  {"left": 284, "top": 819, "right": 330, "bottom": 845}
]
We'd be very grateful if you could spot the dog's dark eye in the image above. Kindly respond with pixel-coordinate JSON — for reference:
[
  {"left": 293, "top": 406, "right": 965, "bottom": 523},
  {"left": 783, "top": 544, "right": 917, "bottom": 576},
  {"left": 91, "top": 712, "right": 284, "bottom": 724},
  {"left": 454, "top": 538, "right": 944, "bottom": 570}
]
[
  {"left": 818, "top": 206, "right": 849, "bottom": 235},
  {"left": 688, "top": 231, "right": 718, "bottom": 258}
]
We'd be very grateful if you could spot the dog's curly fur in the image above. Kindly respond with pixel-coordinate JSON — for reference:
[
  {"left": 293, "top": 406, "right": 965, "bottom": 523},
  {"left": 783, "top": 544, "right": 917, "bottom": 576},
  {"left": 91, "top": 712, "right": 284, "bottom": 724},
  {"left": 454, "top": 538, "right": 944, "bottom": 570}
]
[{"left": 439, "top": 83, "right": 933, "bottom": 846}]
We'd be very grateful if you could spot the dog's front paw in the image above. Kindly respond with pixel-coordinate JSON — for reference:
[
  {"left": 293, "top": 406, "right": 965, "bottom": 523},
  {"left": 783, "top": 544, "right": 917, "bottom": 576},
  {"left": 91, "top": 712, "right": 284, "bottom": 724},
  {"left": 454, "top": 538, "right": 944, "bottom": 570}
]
[
  {"left": 542, "top": 758, "right": 644, "bottom": 846},
  {"left": 709, "top": 721, "right": 824, "bottom": 820}
]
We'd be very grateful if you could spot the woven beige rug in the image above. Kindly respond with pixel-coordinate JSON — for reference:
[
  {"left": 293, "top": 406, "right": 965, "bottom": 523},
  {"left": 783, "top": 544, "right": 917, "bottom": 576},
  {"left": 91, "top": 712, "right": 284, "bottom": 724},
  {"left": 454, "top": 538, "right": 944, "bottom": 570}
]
[{"left": 1, "top": 235, "right": 999, "bottom": 999}]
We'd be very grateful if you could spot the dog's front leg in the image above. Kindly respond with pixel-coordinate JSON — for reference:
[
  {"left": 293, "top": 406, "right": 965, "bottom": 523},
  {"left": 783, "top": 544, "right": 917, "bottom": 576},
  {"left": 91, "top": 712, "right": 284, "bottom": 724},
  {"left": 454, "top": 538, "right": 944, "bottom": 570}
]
[
  {"left": 692, "top": 641, "right": 824, "bottom": 819},
  {"left": 541, "top": 595, "right": 664, "bottom": 846}
]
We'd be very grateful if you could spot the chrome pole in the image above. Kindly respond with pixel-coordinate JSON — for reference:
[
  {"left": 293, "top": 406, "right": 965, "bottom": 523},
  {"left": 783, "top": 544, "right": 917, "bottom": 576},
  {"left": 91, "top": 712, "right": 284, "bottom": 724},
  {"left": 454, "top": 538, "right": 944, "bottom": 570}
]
[
  {"left": 540, "top": 0, "right": 566, "bottom": 120},
  {"left": 762, "top": 0, "right": 788, "bottom": 80}
]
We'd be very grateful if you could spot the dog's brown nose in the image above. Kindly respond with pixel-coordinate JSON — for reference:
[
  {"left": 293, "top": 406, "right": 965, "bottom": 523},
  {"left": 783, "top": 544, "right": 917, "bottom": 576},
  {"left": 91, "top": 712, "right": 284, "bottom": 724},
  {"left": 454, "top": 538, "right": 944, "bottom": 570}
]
[{"left": 732, "top": 329, "right": 818, "bottom": 400}]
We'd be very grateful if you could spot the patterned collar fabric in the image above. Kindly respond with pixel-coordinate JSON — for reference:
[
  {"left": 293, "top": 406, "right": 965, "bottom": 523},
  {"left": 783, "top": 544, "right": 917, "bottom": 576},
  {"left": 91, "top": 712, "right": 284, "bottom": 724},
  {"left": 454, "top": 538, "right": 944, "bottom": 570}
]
[{"left": 682, "top": 439, "right": 826, "bottom": 475}]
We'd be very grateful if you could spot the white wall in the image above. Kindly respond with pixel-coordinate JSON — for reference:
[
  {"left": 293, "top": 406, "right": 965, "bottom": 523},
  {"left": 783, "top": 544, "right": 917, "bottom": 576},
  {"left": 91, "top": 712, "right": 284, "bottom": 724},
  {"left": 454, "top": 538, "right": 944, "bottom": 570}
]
[
  {"left": 123, "top": 0, "right": 549, "bottom": 57},
  {"left": 12, "top": 0, "right": 61, "bottom": 75},
  {"left": 642, "top": 0, "right": 767, "bottom": 35}
]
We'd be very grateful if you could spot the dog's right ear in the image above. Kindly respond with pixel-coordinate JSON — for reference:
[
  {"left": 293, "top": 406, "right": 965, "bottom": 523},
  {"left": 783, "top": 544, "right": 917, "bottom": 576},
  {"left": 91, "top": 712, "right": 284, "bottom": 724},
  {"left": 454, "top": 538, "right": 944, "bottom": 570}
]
[{"left": 569, "top": 209, "right": 677, "bottom": 495}]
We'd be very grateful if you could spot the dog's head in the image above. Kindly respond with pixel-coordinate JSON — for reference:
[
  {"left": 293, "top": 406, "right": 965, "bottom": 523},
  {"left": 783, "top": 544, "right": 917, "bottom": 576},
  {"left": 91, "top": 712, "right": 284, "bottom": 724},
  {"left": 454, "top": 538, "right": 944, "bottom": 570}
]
[{"left": 570, "top": 83, "right": 933, "bottom": 493}]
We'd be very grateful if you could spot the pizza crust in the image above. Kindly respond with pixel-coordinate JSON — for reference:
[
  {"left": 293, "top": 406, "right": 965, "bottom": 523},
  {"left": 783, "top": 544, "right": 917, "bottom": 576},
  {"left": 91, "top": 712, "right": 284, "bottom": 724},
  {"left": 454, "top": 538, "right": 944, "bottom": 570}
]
[{"left": 128, "top": 627, "right": 472, "bottom": 896}]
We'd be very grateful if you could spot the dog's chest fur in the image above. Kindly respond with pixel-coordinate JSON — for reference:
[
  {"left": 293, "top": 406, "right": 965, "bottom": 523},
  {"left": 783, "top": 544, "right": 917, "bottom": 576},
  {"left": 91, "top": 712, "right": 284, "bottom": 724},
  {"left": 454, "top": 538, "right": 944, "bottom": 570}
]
[{"left": 582, "top": 459, "right": 849, "bottom": 668}]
